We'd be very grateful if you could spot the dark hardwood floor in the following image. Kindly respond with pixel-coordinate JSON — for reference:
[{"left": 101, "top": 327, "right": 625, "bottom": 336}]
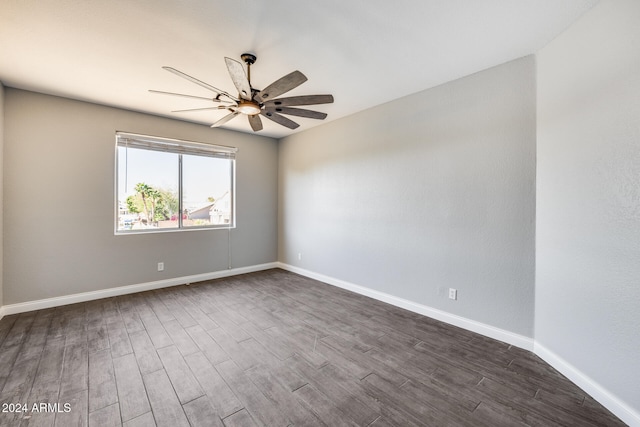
[{"left": 0, "top": 269, "right": 627, "bottom": 426}]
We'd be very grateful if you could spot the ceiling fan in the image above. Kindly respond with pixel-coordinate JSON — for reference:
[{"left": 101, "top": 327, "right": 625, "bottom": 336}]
[{"left": 150, "top": 53, "right": 334, "bottom": 132}]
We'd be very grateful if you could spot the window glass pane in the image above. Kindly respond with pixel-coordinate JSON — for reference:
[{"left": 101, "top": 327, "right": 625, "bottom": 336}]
[
  {"left": 117, "top": 146, "right": 179, "bottom": 231},
  {"left": 115, "top": 132, "right": 235, "bottom": 234},
  {"left": 182, "top": 154, "right": 232, "bottom": 227}
]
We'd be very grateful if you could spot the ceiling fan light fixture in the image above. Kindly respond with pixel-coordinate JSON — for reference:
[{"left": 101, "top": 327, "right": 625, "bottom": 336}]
[{"left": 236, "top": 100, "right": 261, "bottom": 115}]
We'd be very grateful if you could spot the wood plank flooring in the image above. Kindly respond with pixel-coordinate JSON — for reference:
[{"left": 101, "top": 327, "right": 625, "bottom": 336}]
[{"left": 0, "top": 269, "right": 627, "bottom": 426}]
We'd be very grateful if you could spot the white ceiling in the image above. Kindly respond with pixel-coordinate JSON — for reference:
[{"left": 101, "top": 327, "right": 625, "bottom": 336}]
[{"left": 0, "top": 0, "right": 597, "bottom": 138}]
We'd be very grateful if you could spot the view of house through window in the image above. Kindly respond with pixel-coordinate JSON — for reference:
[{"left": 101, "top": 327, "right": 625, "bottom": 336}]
[{"left": 116, "top": 132, "right": 236, "bottom": 233}]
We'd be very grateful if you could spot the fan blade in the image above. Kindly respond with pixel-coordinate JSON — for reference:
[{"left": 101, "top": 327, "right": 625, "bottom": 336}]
[
  {"left": 256, "top": 71, "right": 307, "bottom": 102},
  {"left": 172, "top": 106, "right": 230, "bottom": 113},
  {"left": 225, "top": 58, "right": 252, "bottom": 101},
  {"left": 163, "top": 66, "right": 238, "bottom": 101},
  {"left": 264, "top": 106, "right": 327, "bottom": 120},
  {"left": 260, "top": 110, "right": 300, "bottom": 129},
  {"left": 210, "top": 111, "right": 240, "bottom": 128},
  {"left": 149, "top": 90, "right": 214, "bottom": 101},
  {"left": 248, "top": 114, "right": 263, "bottom": 131},
  {"left": 264, "top": 94, "right": 334, "bottom": 107}
]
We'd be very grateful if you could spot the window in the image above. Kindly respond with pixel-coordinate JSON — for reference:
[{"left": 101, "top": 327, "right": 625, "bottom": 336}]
[{"left": 115, "top": 132, "right": 237, "bottom": 233}]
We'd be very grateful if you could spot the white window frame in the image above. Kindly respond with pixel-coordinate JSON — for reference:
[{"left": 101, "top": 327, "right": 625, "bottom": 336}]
[{"left": 115, "top": 131, "right": 237, "bottom": 234}]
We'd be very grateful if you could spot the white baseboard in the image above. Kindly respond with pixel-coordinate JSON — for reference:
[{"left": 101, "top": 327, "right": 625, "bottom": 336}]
[
  {"left": 535, "top": 342, "right": 640, "bottom": 427},
  {"left": 0, "top": 262, "right": 278, "bottom": 318},
  {"left": 277, "top": 262, "right": 534, "bottom": 351}
]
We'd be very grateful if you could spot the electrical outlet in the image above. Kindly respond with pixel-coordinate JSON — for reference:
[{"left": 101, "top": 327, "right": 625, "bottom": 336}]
[
  {"left": 298, "top": 253, "right": 302, "bottom": 260},
  {"left": 157, "top": 262, "right": 164, "bottom": 272},
  {"left": 448, "top": 288, "right": 457, "bottom": 300}
]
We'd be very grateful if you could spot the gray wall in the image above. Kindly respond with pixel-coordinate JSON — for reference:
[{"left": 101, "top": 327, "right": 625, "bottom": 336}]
[
  {"left": 279, "top": 56, "right": 537, "bottom": 337},
  {"left": 536, "top": 0, "right": 640, "bottom": 415},
  {"left": 4, "top": 89, "right": 278, "bottom": 305}
]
